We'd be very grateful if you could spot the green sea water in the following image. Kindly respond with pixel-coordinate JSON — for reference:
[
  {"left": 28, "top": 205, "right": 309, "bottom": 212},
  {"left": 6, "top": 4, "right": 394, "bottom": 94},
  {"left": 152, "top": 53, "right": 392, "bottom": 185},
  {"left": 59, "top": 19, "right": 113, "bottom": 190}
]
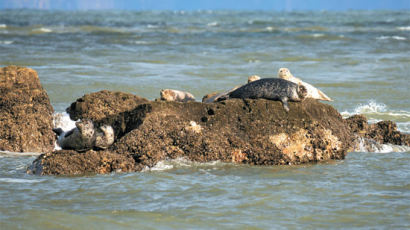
[{"left": 0, "top": 10, "right": 409, "bottom": 229}]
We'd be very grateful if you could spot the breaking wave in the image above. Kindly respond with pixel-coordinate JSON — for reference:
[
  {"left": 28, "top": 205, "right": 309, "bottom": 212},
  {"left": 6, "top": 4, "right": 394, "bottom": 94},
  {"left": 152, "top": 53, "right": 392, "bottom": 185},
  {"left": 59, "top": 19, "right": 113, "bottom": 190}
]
[
  {"left": 143, "top": 157, "right": 225, "bottom": 172},
  {"left": 0, "top": 178, "right": 45, "bottom": 183},
  {"left": 341, "top": 100, "right": 410, "bottom": 133},
  {"left": 354, "top": 137, "right": 410, "bottom": 153},
  {"left": 377, "top": 36, "right": 407, "bottom": 41},
  {"left": 397, "top": 26, "right": 410, "bottom": 31}
]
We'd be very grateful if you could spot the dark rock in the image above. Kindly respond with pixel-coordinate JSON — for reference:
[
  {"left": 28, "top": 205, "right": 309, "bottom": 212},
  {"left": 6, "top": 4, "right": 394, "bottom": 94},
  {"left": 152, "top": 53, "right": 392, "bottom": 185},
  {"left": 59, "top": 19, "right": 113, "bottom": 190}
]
[
  {"left": 0, "top": 66, "right": 55, "bottom": 152},
  {"left": 346, "top": 114, "right": 410, "bottom": 148},
  {"left": 31, "top": 98, "right": 355, "bottom": 175},
  {"left": 66, "top": 90, "right": 149, "bottom": 121},
  {"left": 65, "top": 90, "right": 149, "bottom": 140},
  {"left": 27, "top": 150, "right": 135, "bottom": 176},
  {"left": 111, "top": 99, "right": 352, "bottom": 171}
]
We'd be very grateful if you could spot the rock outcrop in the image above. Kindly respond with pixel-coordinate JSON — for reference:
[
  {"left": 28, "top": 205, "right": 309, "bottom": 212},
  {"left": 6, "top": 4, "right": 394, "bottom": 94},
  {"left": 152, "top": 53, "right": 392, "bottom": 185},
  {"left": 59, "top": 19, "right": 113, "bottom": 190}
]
[
  {"left": 66, "top": 90, "right": 149, "bottom": 121},
  {"left": 31, "top": 97, "right": 357, "bottom": 175},
  {"left": 0, "top": 66, "right": 55, "bottom": 152},
  {"left": 346, "top": 114, "right": 410, "bottom": 151},
  {"left": 66, "top": 90, "right": 149, "bottom": 139},
  {"left": 28, "top": 150, "right": 135, "bottom": 175}
]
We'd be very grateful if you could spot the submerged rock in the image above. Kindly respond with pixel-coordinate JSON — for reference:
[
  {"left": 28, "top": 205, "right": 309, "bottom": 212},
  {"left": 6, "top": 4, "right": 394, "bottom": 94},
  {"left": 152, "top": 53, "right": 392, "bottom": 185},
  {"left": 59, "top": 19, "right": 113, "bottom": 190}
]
[{"left": 0, "top": 66, "right": 55, "bottom": 152}]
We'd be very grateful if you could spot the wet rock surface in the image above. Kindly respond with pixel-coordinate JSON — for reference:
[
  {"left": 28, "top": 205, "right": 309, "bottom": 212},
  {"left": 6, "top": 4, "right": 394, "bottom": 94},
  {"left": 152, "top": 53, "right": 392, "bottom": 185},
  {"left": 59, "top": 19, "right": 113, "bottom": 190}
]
[
  {"left": 346, "top": 114, "right": 410, "bottom": 150},
  {"left": 66, "top": 90, "right": 149, "bottom": 121},
  {"left": 28, "top": 150, "right": 135, "bottom": 175},
  {"left": 31, "top": 97, "right": 358, "bottom": 175},
  {"left": 0, "top": 66, "right": 55, "bottom": 152}
]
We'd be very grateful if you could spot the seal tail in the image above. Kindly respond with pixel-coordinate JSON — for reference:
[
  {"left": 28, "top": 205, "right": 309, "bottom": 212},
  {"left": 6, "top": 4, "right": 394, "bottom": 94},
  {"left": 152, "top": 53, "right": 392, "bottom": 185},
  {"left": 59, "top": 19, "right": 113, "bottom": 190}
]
[
  {"left": 317, "top": 89, "right": 333, "bottom": 101},
  {"left": 216, "top": 94, "right": 229, "bottom": 102}
]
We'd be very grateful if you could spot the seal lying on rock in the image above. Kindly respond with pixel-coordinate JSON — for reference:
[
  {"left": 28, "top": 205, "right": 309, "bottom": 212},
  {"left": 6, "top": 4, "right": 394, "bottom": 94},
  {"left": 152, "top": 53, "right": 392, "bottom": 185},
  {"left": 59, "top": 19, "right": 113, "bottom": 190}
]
[
  {"left": 94, "top": 124, "right": 115, "bottom": 150},
  {"left": 202, "top": 75, "right": 261, "bottom": 103},
  {"left": 53, "top": 120, "right": 114, "bottom": 151},
  {"left": 160, "top": 89, "right": 196, "bottom": 102},
  {"left": 278, "top": 68, "right": 332, "bottom": 101},
  {"left": 218, "top": 78, "right": 307, "bottom": 112}
]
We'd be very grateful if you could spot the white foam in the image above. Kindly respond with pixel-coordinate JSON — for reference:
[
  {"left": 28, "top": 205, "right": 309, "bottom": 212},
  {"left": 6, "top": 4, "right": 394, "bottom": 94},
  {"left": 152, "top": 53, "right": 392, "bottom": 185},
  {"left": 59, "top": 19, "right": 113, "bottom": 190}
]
[
  {"left": 0, "top": 24, "right": 6, "bottom": 28},
  {"left": 134, "top": 40, "right": 150, "bottom": 45},
  {"left": 53, "top": 112, "right": 76, "bottom": 132},
  {"left": 143, "top": 157, "right": 223, "bottom": 172},
  {"left": 265, "top": 26, "right": 274, "bottom": 32},
  {"left": 377, "top": 36, "right": 406, "bottom": 41},
  {"left": 52, "top": 112, "right": 77, "bottom": 150},
  {"left": 207, "top": 21, "right": 219, "bottom": 27},
  {"left": 146, "top": 24, "right": 159, "bottom": 29},
  {"left": 0, "top": 40, "right": 13, "bottom": 45},
  {"left": 355, "top": 137, "right": 410, "bottom": 153},
  {"left": 341, "top": 100, "right": 386, "bottom": 118},
  {"left": 341, "top": 100, "right": 410, "bottom": 133},
  {"left": 0, "top": 178, "right": 45, "bottom": 183},
  {"left": 33, "top": 27, "right": 52, "bottom": 33},
  {"left": 397, "top": 26, "right": 410, "bottom": 31},
  {"left": 312, "top": 33, "right": 324, "bottom": 38}
]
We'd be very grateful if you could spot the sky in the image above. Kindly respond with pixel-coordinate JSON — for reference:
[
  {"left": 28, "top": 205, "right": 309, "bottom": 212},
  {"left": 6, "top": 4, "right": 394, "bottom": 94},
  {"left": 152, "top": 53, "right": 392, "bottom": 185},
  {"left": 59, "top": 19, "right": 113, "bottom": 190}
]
[{"left": 0, "top": 0, "right": 409, "bottom": 11}]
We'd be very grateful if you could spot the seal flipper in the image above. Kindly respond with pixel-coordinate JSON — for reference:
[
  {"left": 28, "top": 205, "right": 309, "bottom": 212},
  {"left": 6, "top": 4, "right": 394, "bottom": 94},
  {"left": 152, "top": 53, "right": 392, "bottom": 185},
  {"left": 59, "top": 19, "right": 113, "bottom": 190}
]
[
  {"left": 280, "top": 97, "right": 290, "bottom": 112},
  {"left": 52, "top": 128, "right": 64, "bottom": 136}
]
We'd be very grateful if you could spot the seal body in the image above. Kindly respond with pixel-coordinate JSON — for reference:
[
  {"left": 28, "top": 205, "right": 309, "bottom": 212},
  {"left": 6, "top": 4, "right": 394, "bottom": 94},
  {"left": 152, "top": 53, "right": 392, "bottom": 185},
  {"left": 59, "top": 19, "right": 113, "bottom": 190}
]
[
  {"left": 222, "top": 78, "right": 307, "bottom": 112},
  {"left": 55, "top": 120, "right": 115, "bottom": 151},
  {"left": 57, "top": 119, "right": 96, "bottom": 151},
  {"left": 95, "top": 124, "right": 115, "bottom": 150},
  {"left": 278, "top": 68, "right": 332, "bottom": 101},
  {"left": 160, "top": 89, "right": 195, "bottom": 102}
]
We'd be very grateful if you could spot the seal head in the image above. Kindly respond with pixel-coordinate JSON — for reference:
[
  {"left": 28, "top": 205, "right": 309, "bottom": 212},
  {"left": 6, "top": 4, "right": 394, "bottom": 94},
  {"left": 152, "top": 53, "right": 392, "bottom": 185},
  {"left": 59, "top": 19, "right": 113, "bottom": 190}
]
[{"left": 278, "top": 67, "right": 332, "bottom": 101}]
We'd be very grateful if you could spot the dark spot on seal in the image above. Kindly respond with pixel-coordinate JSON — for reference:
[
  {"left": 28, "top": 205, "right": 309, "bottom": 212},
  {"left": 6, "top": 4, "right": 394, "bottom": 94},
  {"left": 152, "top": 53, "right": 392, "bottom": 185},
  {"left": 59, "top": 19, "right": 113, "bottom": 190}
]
[{"left": 201, "top": 117, "right": 208, "bottom": 122}]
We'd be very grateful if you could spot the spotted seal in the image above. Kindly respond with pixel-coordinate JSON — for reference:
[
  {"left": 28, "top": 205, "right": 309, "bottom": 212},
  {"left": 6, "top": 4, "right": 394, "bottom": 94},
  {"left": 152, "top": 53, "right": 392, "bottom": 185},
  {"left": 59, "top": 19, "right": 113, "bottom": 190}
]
[
  {"left": 160, "top": 89, "right": 195, "bottom": 102},
  {"left": 94, "top": 124, "right": 115, "bottom": 150},
  {"left": 218, "top": 78, "right": 307, "bottom": 112},
  {"left": 53, "top": 120, "right": 115, "bottom": 151},
  {"left": 278, "top": 68, "right": 332, "bottom": 101}
]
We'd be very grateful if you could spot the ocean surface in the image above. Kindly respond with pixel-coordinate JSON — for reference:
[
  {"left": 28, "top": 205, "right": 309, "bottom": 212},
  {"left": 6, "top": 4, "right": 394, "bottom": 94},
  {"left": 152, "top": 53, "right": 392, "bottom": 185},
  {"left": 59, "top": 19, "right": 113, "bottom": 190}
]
[{"left": 1, "top": 10, "right": 409, "bottom": 229}]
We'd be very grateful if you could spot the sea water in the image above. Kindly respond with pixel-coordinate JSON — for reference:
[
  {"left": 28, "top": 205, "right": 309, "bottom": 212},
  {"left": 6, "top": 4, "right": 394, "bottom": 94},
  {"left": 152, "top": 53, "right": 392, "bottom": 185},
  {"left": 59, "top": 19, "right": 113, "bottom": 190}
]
[{"left": 0, "top": 10, "right": 409, "bottom": 229}]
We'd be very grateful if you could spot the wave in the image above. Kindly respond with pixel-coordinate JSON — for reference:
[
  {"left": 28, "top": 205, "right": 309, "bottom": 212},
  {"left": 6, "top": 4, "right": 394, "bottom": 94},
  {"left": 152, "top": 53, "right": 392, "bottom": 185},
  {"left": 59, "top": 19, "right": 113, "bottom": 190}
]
[
  {"left": 396, "top": 26, "right": 410, "bottom": 31},
  {"left": 207, "top": 21, "right": 219, "bottom": 27},
  {"left": 34, "top": 27, "right": 53, "bottom": 33},
  {"left": 377, "top": 36, "right": 407, "bottom": 41},
  {"left": 0, "top": 24, "right": 6, "bottom": 28},
  {"left": 142, "top": 157, "right": 224, "bottom": 172},
  {"left": 341, "top": 100, "right": 410, "bottom": 133},
  {"left": 354, "top": 137, "right": 410, "bottom": 153},
  {"left": 0, "top": 178, "right": 45, "bottom": 183},
  {"left": 0, "top": 40, "right": 13, "bottom": 45}
]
